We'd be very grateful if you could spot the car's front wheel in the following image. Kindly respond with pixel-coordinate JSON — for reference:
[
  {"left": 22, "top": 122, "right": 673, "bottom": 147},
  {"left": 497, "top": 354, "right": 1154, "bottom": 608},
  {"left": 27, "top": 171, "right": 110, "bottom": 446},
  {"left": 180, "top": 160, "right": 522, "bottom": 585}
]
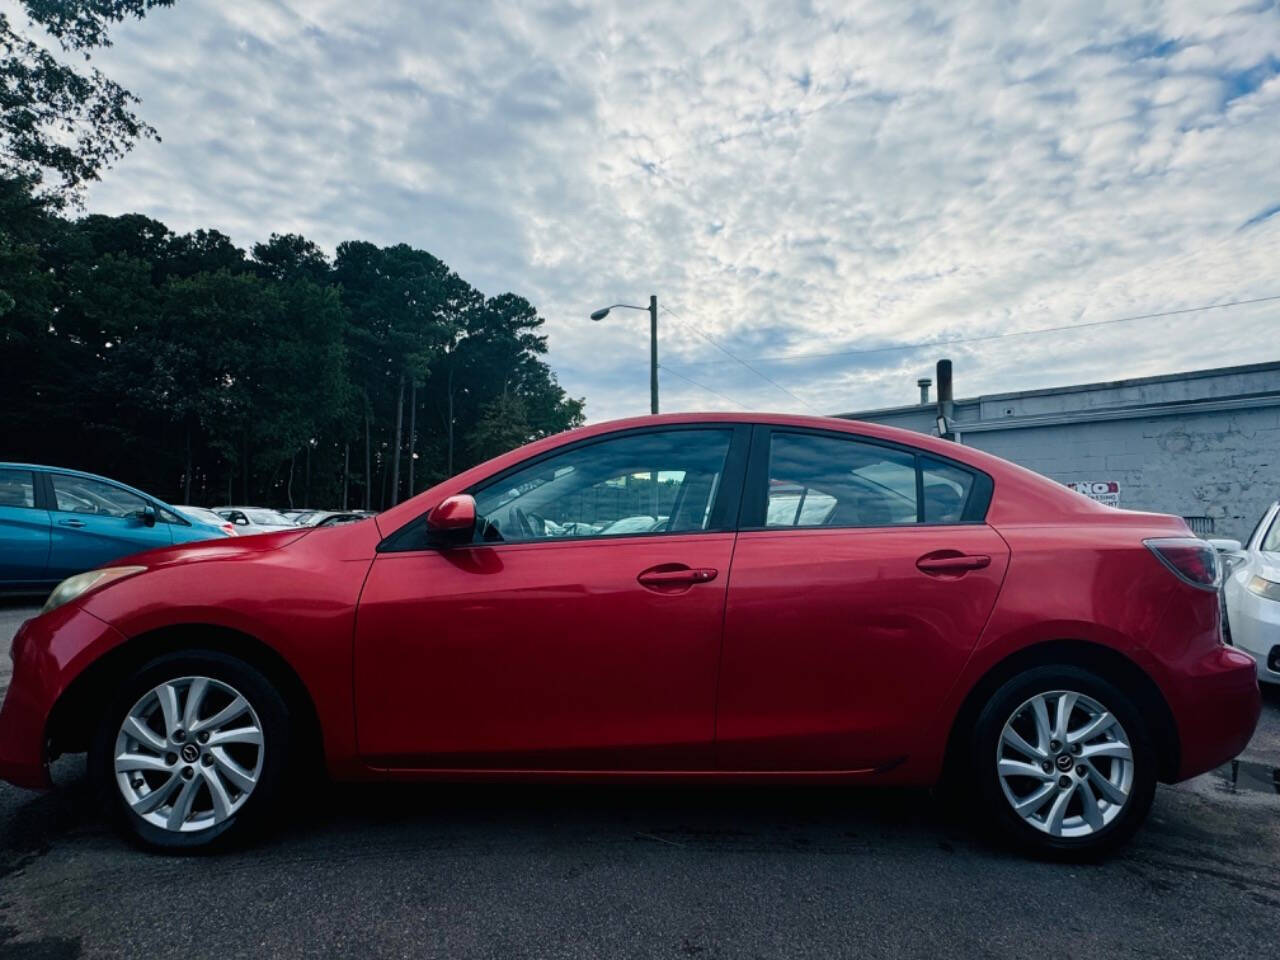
[
  {"left": 971, "top": 665, "right": 1156, "bottom": 859},
  {"left": 90, "top": 649, "right": 290, "bottom": 851}
]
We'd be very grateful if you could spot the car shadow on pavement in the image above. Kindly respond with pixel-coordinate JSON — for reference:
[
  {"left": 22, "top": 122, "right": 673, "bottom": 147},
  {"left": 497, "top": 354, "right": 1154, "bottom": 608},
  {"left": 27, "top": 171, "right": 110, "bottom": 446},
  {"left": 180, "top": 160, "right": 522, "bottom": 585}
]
[
  {"left": 265, "top": 778, "right": 983, "bottom": 861},
  {"left": 4, "top": 757, "right": 984, "bottom": 863}
]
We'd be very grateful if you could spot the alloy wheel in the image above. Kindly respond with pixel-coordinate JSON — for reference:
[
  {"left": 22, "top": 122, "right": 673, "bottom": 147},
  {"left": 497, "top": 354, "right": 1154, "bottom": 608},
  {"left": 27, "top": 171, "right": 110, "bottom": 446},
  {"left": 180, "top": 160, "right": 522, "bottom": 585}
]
[
  {"left": 114, "top": 675, "right": 265, "bottom": 833},
  {"left": 995, "top": 689, "right": 1134, "bottom": 838}
]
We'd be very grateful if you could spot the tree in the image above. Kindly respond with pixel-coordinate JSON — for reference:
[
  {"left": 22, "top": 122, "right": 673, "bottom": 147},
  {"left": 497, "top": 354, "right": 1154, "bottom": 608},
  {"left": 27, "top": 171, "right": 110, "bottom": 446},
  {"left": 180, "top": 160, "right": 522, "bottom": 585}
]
[
  {"left": 468, "top": 391, "right": 531, "bottom": 465},
  {"left": 335, "top": 242, "right": 460, "bottom": 508},
  {"left": 252, "top": 233, "right": 330, "bottom": 285},
  {"left": 0, "top": 175, "right": 586, "bottom": 508},
  {"left": 1, "top": 1, "right": 177, "bottom": 201}
]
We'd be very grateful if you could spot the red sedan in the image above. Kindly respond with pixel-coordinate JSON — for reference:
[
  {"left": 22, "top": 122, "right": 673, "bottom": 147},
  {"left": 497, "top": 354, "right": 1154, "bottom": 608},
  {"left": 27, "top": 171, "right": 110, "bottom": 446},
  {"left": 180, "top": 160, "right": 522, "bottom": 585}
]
[{"left": 0, "top": 414, "right": 1260, "bottom": 856}]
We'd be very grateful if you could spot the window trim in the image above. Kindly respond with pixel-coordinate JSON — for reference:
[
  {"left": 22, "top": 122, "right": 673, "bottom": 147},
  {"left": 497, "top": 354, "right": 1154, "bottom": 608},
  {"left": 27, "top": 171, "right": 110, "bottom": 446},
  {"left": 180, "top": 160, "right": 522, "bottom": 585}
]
[
  {"left": 379, "top": 423, "right": 753, "bottom": 552},
  {"left": 738, "top": 425, "right": 993, "bottom": 532}
]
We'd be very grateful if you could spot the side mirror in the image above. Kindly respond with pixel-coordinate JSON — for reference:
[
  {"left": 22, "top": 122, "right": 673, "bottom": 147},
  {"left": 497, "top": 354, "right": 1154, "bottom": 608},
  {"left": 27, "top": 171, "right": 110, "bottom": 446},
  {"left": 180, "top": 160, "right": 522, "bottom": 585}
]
[
  {"left": 425, "top": 494, "right": 476, "bottom": 544},
  {"left": 137, "top": 506, "right": 158, "bottom": 527},
  {"left": 1207, "top": 538, "right": 1242, "bottom": 554}
]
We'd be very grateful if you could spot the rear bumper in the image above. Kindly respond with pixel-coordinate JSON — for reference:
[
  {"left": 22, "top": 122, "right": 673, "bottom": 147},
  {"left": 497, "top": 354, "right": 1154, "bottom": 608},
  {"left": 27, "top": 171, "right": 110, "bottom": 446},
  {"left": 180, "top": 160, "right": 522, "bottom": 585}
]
[
  {"left": 1166, "top": 646, "right": 1261, "bottom": 781},
  {"left": 0, "top": 604, "right": 128, "bottom": 790}
]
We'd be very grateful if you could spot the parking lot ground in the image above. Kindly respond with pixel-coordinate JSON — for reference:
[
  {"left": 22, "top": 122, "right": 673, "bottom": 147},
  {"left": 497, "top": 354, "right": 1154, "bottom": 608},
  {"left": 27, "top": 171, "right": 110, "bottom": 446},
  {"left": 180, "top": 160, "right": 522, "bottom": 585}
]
[{"left": 1, "top": 600, "right": 1278, "bottom": 959}]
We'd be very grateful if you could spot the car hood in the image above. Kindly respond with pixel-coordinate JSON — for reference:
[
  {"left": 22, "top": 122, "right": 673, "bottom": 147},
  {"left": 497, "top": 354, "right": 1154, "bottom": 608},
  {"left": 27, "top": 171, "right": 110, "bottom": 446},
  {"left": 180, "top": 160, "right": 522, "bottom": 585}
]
[{"left": 110, "top": 527, "right": 310, "bottom": 571}]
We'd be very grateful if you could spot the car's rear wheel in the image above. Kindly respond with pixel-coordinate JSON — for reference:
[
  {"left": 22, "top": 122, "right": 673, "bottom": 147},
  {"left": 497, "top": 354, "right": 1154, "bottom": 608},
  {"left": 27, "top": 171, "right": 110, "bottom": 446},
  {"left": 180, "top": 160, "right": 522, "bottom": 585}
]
[
  {"left": 971, "top": 665, "right": 1156, "bottom": 859},
  {"left": 90, "top": 649, "right": 289, "bottom": 851}
]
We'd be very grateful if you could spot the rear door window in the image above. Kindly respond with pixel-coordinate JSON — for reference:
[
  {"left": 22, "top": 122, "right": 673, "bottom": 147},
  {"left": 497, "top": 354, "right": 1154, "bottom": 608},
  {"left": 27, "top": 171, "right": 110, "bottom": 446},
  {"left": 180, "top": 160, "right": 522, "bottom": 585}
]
[
  {"left": 764, "top": 432, "right": 918, "bottom": 528},
  {"left": 746, "top": 429, "right": 990, "bottom": 529},
  {"left": 0, "top": 468, "right": 36, "bottom": 509}
]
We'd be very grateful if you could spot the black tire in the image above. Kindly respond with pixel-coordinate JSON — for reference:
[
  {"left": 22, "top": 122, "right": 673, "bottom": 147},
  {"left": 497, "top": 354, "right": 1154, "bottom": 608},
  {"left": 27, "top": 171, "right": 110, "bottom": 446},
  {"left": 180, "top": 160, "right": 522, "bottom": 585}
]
[
  {"left": 89, "top": 649, "right": 290, "bottom": 852},
  {"left": 970, "top": 664, "right": 1156, "bottom": 860}
]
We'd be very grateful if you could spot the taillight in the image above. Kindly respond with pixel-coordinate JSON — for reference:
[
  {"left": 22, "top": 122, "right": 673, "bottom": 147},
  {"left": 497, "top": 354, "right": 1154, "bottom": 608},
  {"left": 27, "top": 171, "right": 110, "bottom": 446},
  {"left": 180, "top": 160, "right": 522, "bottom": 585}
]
[
  {"left": 1144, "top": 538, "right": 1221, "bottom": 590},
  {"left": 221, "top": 523, "right": 238, "bottom": 537}
]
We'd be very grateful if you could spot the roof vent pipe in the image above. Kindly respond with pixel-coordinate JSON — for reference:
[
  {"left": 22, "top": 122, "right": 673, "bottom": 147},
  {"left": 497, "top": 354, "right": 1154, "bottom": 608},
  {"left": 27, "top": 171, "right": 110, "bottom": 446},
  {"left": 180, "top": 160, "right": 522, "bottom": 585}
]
[{"left": 916, "top": 378, "right": 932, "bottom": 404}]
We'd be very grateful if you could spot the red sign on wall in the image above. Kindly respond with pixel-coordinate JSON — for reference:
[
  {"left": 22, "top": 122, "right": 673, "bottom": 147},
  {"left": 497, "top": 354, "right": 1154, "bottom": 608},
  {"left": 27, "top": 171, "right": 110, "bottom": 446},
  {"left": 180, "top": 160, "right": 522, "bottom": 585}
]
[{"left": 1064, "top": 480, "right": 1121, "bottom": 507}]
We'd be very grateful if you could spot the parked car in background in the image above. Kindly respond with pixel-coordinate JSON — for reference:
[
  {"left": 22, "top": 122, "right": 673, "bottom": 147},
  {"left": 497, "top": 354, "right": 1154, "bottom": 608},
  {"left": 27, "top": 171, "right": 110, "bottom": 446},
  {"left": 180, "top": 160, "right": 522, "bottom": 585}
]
[
  {"left": 280, "top": 510, "right": 310, "bottom": 524},
  {"left": 214, "top": 507, "right": 297, "bottom": 534},
  {"left": 302, "top": 511, "right": 367, "bottom": 527},
  {"left": 1212, "top": 500, "right": 1280, "bottom": 684},
  {"left": 0, "top": 414, "right": 1259, "bottom": 857},
  {"left": 0, "top": 464, "right": 227, "bottom": 594},
  {"left": 173, "top": 506, "right": 238, "bottom": 538}
]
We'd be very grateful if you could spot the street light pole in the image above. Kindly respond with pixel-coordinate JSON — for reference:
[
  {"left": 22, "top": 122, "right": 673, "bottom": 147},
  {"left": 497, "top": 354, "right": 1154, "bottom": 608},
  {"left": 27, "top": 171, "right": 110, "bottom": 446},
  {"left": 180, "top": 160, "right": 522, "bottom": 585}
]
[{"left": 589, "top": 295, "right": 660, "bottom": 415}]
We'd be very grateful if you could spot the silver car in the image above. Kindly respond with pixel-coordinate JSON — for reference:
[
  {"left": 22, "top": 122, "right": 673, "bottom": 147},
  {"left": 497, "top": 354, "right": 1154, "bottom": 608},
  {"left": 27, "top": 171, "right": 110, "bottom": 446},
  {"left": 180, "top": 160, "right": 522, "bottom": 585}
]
[{"left": 214, "top": 506, "right": 298, "bottom": 534}]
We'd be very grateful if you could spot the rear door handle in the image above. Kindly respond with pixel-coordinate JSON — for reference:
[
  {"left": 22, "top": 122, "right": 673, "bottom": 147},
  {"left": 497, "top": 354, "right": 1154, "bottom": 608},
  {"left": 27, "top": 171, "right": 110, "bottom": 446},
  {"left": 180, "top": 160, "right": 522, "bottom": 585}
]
[
  {"left": 637, "top": 565, "right": 719, "bottom": 590},
  {"left": 57, "top": 519, "right": 86, "bottom": 529},
  {"left": 916, "top": 553, "right": 991, "bottom": 574}
]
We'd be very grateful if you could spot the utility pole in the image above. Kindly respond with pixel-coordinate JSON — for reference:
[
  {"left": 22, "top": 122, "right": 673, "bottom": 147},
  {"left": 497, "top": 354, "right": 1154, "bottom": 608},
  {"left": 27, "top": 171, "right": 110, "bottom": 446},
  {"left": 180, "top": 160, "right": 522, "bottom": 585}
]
[{"left": 649, "top": 295, "right": 658, "bottom": 415}]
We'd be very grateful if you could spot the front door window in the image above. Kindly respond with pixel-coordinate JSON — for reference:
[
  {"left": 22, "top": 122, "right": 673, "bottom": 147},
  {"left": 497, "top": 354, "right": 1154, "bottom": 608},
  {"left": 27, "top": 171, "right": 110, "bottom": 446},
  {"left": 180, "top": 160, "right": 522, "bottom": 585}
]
[{"left": 472, "top": 428, "right": 734, "bottom": 543}]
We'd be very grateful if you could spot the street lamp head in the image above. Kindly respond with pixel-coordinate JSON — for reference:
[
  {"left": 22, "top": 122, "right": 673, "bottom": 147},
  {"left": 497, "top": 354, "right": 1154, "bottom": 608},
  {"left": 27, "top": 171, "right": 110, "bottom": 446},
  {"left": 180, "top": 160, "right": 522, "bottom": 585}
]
[{"left": 589, "top": 308, "right": 610, "bottom": 321}]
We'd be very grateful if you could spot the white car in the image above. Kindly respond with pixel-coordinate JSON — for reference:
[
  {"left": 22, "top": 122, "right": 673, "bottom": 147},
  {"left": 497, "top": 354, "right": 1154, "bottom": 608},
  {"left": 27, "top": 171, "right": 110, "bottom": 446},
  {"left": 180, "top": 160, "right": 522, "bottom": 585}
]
[
  {"left": 1212, "top": 500, "right": 1280, "bottom": 685},
  {"left": 214, "top": 506, "right": 298, "bottom": 534},
  {"left": 173, "top": 505, "right": 238, "bottom": 537}
]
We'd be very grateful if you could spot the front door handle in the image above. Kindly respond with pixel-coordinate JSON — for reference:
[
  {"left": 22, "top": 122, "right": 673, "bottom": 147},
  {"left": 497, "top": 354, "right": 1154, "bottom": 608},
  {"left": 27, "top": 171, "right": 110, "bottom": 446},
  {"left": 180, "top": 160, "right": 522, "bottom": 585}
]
[
  {"left": 637, "top": 565, "right": 719, "bottom": 591},
  {"left": 57, "top": 519, "right": 87, "bottom": 529},
  {"left": 916, "top": 552, "right": 991, "bottom": 575}
]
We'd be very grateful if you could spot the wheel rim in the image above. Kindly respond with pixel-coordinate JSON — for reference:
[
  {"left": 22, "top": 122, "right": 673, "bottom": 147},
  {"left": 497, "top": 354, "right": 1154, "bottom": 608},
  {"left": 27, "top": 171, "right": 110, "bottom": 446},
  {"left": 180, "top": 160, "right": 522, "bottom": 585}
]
[
  {"left": 996, "top": 689, "right": 1134, "bottom": 839},
  {"left": 114, "top": 676, "right": 265, "bottom": 833}
]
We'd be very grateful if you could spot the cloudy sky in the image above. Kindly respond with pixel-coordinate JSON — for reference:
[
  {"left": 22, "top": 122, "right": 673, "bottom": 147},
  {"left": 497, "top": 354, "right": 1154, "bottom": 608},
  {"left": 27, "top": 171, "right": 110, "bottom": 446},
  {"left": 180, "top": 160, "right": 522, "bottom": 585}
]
[{"left": 66, "top": 0, "right": 1280, "bottom": 420}]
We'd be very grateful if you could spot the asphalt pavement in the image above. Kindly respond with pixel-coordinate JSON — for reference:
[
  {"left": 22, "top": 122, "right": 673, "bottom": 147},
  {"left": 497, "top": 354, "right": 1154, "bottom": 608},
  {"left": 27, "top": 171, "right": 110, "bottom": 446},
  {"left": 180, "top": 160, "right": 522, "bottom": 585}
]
[{"left": 1, "top": 600, "right": 1277, "bottom": 959}]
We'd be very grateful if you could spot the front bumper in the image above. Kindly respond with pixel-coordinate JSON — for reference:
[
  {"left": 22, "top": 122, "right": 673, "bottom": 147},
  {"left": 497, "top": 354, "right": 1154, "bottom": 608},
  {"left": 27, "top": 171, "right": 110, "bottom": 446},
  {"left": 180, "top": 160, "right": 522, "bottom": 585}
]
[
  {"left": 1226, "top": 588, "right": 1280, "bottom": 685},
  {"left": 1166, "top": 646, "right": 1262, "bottom": 781},
  {"left": 0, "top": 603, "right": 128, "bottom": 789}
]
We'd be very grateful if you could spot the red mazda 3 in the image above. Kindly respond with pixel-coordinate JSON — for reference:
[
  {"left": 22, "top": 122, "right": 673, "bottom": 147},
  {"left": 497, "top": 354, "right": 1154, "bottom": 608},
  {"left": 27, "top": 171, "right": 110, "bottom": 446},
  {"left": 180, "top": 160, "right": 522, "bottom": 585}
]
[{"left": 0, "top": 414, "right": 1260, "bottom": 856}]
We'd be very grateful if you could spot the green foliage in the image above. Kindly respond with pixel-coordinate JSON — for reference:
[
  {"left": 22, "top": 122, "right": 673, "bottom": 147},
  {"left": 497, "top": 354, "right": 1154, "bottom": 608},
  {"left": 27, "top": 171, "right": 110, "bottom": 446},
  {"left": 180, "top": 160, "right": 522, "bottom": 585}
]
[
  {"left": 469, "top": 392, "right": 531, "bottom": 466},
  {"left": 1, "top": 1, "right": 176, "bottom": 201},
  {"left": 0, "top": 176, "right": 586, "bottom": 509}
]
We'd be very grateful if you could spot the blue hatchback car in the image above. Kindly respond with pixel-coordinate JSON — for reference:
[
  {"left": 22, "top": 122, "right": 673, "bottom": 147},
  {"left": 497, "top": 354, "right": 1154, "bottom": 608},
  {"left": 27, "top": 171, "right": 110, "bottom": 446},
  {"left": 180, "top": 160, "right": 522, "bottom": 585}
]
[{"left": 0, "top": 463, "right": 228, "bottom": 594}]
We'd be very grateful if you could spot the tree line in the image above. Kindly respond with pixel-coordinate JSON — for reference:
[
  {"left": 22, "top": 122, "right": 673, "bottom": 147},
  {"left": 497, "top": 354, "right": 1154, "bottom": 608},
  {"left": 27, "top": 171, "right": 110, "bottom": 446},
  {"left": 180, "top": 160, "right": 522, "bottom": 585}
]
[{"left": 0, "top": 175, "right": 586, "bottom": 509}]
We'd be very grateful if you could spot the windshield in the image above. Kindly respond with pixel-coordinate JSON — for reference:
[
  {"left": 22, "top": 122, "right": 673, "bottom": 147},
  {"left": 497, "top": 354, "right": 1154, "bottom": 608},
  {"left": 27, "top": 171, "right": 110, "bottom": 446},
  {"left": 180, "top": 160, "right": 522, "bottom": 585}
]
[{"left": 1262, "top": 508, "right": 1280, "bottom": 553}]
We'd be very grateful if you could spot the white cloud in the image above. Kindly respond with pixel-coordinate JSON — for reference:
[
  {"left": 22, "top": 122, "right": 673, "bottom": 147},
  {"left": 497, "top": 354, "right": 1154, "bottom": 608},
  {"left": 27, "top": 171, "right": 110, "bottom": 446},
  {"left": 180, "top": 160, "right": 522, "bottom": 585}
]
[{"left": 71, "top": 0, "right": 1280, "bottom": 420}]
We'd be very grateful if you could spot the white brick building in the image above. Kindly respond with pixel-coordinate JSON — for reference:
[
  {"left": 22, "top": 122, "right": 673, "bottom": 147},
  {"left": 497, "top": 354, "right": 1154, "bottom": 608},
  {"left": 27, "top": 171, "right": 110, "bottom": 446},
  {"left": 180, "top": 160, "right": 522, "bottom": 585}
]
[{"left": 836, "top": 361, "right": 1280, "bottom": 540}]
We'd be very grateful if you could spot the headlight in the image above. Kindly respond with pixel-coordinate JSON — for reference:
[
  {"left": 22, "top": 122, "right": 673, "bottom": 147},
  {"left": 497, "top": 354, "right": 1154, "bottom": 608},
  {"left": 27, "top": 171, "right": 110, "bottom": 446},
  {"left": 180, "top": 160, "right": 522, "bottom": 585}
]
[
  {"left": 1246, "top": 575, "right": 1280, "bottom": 602},
  {"left": 42, "top": 566, "right": 147, "bottom": 614}
]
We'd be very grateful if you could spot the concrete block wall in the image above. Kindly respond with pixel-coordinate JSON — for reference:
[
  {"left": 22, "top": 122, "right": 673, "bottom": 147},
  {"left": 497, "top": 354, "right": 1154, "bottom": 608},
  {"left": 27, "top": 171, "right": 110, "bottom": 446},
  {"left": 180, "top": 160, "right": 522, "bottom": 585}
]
[{"left": 963, "top": 409, "right": 1277, "bottom": 539}]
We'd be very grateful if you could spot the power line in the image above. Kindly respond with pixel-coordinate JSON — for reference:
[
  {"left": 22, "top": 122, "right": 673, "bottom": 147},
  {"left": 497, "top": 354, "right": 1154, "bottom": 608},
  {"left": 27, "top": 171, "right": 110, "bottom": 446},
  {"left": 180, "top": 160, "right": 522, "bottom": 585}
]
[
  {"left": 657, "top": 363, "right": 752, "bottom": 409},
  {"left": 674, "top": 293, "right": 1280, "bottom": 366},
  {"left": 660, "top": 304, "right": 824, "bottom": 413}
]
